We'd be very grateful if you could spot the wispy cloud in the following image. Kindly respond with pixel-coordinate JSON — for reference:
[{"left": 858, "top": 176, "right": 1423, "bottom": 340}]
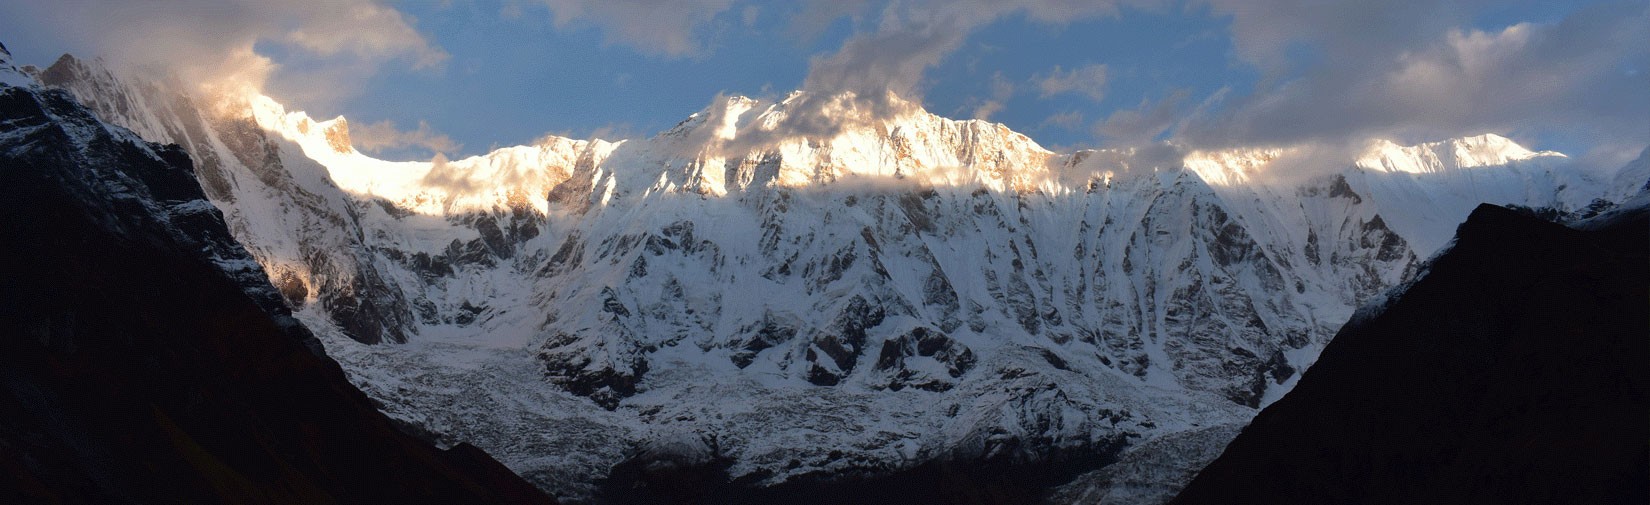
[
  {"left": 702, "top": 0, "right": 1142, "bottom": 154},
  {"left": 1039, "top": 110, "right": 1085, "bottom": 131},
  {"left": 533, "top": 0, "right": 740, "bottom": 58},
  {"left": 352, "top": 120, "right": 462, "bottom": 157},
  {"left": 1035, "top": 63, "right": 1108, "bottom": 101},
  {"left": 972, "top": 71, "right": 1017, "bottom": 120},
  {"left": 1093, "top": 89, "right": 1192, "bottom": 145}
]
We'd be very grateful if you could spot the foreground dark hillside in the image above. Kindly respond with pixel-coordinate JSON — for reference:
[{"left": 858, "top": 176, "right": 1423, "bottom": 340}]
[
  {"left": 1172, "top": 202, "right": 1649, "bottom": 504},
  {"left": 0, "top": 63, "right": 554, "bottom": 503}
]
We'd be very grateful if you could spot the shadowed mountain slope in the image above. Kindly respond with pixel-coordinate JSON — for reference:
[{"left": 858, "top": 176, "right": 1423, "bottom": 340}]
[
  {"left": 1170, "top": 202, "right": 1649, "bottom": 504},
  {"left": 0, "top": 47, "right": 555, "bottom": 504}
]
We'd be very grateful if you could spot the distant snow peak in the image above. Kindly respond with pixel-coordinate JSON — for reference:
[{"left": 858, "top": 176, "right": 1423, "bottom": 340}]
[
  {"left": 1356, "top": 133, "right": 1562, "bottom": 174},
  {"left": 246, "top": 93, "right": 614, "bottom": 216},
  {"left": 1175, "top": 134, "right": 1566, "bottom": 187}
]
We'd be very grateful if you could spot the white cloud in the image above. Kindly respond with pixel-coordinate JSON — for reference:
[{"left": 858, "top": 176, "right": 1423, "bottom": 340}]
[
  {"left": 281, "top": 3, "right": 447, "bottom": 69},
  {"left": 0, "top": 0, "right": 445, "bottom": 107}
]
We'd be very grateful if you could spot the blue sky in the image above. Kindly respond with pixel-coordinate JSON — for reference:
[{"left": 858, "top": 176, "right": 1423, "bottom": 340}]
[
  {"left": 1, "top": 0, "right": 1645, "bottom": 167},
  {"left": 339, "top": 2, "right": 1255, "bottom": 152}
]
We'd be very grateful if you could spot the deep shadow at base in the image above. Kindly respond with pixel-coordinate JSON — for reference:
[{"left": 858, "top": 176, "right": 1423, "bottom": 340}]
[{"left": 595, "top": 438, "right": 1130, "bottom": 505}]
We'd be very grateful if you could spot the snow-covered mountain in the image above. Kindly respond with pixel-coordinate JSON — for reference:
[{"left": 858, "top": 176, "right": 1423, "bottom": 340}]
[{"left": 31, "top": 52, "right": 1636, "bottom": 503}]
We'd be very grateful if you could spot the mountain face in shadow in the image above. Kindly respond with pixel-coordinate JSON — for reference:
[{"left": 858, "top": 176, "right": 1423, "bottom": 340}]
[
  {"left": 0, "top": 52, "right": 554, "bottom": 504},
  {"left": 1170, "top": 202, "right": 1649, "bottom": 505}
]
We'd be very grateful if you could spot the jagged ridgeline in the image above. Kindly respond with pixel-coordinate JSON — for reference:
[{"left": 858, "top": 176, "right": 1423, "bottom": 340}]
[{"left": 26, "top": 44, "right": 1641, "bottom": 504}]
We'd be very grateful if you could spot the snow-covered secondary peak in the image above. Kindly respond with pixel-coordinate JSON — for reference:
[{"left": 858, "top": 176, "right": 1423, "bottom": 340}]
[
  {"left": 248, "top": 94, "right": 619, "bottom": 215},
  {"left": 1179, "top": 134, "right": 1559, "bottom": 187},
  {"left": 0, "top": 41, "right": 34, "bottom": 88},
  {"left": 1181, "top": 147, "right": 1293, "bottom": 186},
  {"left": 1356, "top": 133, "right": 1561, "bottom": 174},
  {"left": 320, "top": 116, "right": 355, "bottom": 155},
  {"left": 1610, "top": 145, "right": 1650, "bottom": 201}
]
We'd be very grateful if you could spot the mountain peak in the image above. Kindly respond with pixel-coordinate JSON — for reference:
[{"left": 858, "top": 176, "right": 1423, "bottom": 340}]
[
  {"left": 322, "top": 116, "right": 354, "bottom": 154},
  {"left": 22, "top": 46, "right": 1632, "bottom": 502},
  {"left": 608, "top": 88, "right": 1060, "bottom": 196}
]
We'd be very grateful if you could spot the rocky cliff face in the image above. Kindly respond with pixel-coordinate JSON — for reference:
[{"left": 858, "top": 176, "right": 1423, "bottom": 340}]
[
  {"left": 1170, "top": 201, "right": 1648, "bottom": 505},
  {"left": 38, "top": 54, "right": 424, "bottom": 344},
  {"left": 0, "top": 45, "right": 555, "bottom": 504},
  {"left": 33, "top": 50, "right": 1634, "bottom": 503}
]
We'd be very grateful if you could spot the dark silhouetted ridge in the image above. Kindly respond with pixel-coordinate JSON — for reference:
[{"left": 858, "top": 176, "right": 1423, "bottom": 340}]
[{"left": 1171, "top": 203, "right": 1649, "bottom": 505}]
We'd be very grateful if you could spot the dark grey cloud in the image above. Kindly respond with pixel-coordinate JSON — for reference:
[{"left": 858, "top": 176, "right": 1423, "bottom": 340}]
[{"left": 1178, "top": 0, "right": 1649, "bottom": 166}]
